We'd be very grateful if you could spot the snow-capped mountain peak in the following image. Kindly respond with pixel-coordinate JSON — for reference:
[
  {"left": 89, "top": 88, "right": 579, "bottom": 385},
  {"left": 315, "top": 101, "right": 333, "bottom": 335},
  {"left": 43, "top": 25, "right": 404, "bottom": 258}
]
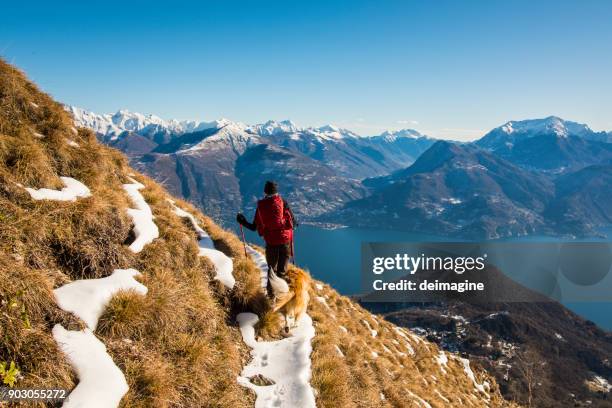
[
  {"left": 498, "top": 116, "right": 591, "bottom": 138},
  {"left": 110, "top": 109, "right": 168, "bottom": 134},
  {"left": 377, "top": 129, "right": 424, "bottom": 141},
  {"left": 68, "top": 106, "right": 420, "bottom": 143},
  {"left": 306, "top": 125, "right": 358, "bottom": 140},
  {"left": 254, "top": 119, "right": 301, "bottom": 136},
  {"left": 66, "top": 106, "right": 123, "bottom": 139},
  {"left": 476, "top": 115, "right": 604, "bottom": 151},
  {"left": 66, "top": 106, "right": 224, "bottom": 140},
  {"left": 178, "top": 119, "right": 257, "bottom": 155}
]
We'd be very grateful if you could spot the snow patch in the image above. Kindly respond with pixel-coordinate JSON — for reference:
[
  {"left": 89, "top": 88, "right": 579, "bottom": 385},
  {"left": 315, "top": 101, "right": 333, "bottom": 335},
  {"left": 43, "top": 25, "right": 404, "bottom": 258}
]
[
  {"left": 485, "top": 311, "right": 509, "bottom": 319},
  {"left": 246, "top": 245, "right": 269, "bottom": 289},
  {"left": 24, "top": 176, "right": 91, "bottom": 202},
  {"left": 52, "top": 325, "right": 128, "bottom": 408},
  {"left": 169, "top": 200, "right": 235, "bottom": 289},
  {"left": 122, "top": 178, "right": 159, "bottom": 253},
  {"left": 237, "top": 312, "right": 316, "bottom": 408},
  {"left": 436, "top": 351, "right": 449, "bottom": 374},
  {"left": 361, "top": 319, "right": 377, "bottom": 338},
  {"left": 434, "top": 390, "right": 450, "bottom": 403},
  {"left": 245, "top": 244, "right": 289, "bottom": 295},
  {"left": 54, "top": 269, "right": 147, "bottom": 330},
  {"left": 315, "top": 296, "right": 330, "bottom": 309},
  {"left": 459, "top": 357, "right": 490, "bottom": 395},
  {"left": 406, "top": 390, "right": 432, "bottom": 408},
  {"left": 168, "top": 200, "right": 210, "bottom": 243},
  {"left": 394, "top": 327, "right": 421, "bottom": 351},
  {"left": 588, "top": 375, "right": 611, "bottom": 393}
]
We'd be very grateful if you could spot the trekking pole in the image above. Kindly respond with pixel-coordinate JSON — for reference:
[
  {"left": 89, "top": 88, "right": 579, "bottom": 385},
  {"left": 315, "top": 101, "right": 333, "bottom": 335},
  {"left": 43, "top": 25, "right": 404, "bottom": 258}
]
[
  {"left": 291, "top": 238, "right": 296, "bottom": 265},
  {"left": 239, "top": 224, "right": 248, "bottom": 258}
]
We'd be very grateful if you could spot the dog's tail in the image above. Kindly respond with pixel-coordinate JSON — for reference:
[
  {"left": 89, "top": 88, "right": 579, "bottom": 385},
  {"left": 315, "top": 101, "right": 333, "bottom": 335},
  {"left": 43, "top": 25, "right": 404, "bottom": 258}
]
[
  {"left": 289, "top": 268, "right": 311, "bottom": 294},
  {"left": 269, "top": 268, "right": 289, "bottom": 295},
  {"left": 272, "top": 291, "right": 295, "bottom": 313}
]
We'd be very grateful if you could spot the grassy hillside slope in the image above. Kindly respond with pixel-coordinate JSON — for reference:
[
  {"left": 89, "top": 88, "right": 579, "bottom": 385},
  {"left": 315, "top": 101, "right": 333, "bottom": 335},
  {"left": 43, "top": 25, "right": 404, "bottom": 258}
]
[{"left": 0, "top": 59, "right": 515, "bottom": 407}]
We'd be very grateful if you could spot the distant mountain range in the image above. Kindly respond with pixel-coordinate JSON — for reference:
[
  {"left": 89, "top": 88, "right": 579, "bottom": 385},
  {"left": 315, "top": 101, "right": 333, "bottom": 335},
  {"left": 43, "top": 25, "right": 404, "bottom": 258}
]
[
  {"left": 67, "top": 106, "right": 435, "bottom": 223},
  {"left": 69, "top": 107, "right": 612, "bottom": 238}
]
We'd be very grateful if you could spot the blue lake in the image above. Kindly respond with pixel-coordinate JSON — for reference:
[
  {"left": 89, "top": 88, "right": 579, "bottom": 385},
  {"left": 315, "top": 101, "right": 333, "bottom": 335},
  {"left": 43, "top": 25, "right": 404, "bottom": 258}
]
[{"left": 242, "top": 225, "right": 612, "bottom": 330}]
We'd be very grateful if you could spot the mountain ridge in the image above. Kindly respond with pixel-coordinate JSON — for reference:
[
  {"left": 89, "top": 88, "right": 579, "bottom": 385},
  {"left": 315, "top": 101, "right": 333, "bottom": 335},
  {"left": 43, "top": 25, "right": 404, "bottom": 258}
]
[
  {"left": 71, "top": 106, "right": 612, "bottom": 239},
  {"left": 327, "top": 141, "right": 555, "bottom": 239},
  {"left": 476, "top": 116, "right": 612, "bottom": 173},
  {"left": 70, "top": 106, "right": 436, "bottom": 226},
  {"left": 67, "top": 105, "right": 434, "bottom": 142}
]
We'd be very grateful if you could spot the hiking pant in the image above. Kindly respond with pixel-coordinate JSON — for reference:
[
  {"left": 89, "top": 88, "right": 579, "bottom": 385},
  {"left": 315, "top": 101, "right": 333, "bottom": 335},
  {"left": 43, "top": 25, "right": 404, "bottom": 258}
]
[{"left": 265, "top": 243, "right": 290, "bottom": 295}]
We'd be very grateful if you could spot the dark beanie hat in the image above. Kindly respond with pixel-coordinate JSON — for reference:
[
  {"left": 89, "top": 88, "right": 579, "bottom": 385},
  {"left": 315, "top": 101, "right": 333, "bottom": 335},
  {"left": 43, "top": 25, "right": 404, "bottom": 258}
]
[{"left": 264, "top": 180, "right": 278, "bottom": 195}]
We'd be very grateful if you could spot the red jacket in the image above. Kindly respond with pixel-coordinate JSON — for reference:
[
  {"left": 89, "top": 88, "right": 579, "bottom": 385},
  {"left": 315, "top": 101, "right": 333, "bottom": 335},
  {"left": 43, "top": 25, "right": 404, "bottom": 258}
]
[{"left": 255, "top": 194, "right": 294, "bottom": 245}]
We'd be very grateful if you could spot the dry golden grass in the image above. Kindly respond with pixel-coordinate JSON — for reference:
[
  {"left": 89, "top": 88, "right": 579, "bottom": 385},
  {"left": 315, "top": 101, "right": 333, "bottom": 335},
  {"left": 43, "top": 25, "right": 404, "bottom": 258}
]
[
  {"left": 0, "top": 59, "right": 255, "bottom": 407},
  {"left": 306, "top": 281, "right": 521, "bottom": 407},
  {"left": 0, "top": 58, "right": 519, "bottom": 407}
]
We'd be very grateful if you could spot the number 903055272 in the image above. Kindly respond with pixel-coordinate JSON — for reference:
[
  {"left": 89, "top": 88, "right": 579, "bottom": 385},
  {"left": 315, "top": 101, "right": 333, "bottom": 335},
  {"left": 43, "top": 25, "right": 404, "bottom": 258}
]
[{"left": 0, "top": 387, "right": 68, "bottom": 401}]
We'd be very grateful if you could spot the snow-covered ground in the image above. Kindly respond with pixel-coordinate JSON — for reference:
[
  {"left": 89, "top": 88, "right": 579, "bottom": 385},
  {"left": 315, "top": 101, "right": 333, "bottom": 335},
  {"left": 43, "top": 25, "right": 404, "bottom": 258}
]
[
  {"left": 169, "top": 200, "right": 235, "bottom": 289},
  {"left": 458, "top": 357, "right": 490, "bottom": 395},
  {"left": 436, "top": 351, "right": 449, "bottom": 374},
  {"left": 52, "top": 326, "right": 129, "bottom": 408},
  {"left": 237, "top": 313, "right": 316, "bottom": 408},
  {"left": 239, "top": 247, "right": 317, "bottom": 407},
  {"left": 123, "top": 177, "right": 159, "bottom": 253},
  {"left": 24, "top": 174, "right": 133, "bottom": 407},
  {"left": 52, "top": 268, "right": 148, "bottom": 408},
  {"left": 246, "top": 245, "right": 269, "bottom": 290},
  {"left": 48, "top": 178, "right": 157, "bottom": 408},
  {"left": 24, "top": 176, "right": 91, "bottom": 201},
  {"left": 54, "top": 268, "right": 147, "bottom": 330}
]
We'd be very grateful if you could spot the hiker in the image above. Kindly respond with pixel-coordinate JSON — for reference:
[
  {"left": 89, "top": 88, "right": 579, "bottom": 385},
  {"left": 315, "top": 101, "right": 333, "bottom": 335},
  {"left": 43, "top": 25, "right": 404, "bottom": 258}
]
[{"left": 237, "top": 180, "right": 295, "bottom": 296}]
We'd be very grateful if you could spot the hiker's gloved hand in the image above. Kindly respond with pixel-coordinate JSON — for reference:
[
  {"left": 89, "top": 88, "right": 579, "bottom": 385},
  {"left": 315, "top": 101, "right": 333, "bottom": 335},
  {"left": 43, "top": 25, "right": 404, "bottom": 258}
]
[{"left": 236, "top": 213, "right": 247, "bottom": 225}]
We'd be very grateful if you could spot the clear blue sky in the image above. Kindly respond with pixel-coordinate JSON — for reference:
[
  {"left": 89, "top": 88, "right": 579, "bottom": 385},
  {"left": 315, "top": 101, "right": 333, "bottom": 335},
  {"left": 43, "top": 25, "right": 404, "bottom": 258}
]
[{"left": 2, "top": 0, "right": 611, "bottom": 140}]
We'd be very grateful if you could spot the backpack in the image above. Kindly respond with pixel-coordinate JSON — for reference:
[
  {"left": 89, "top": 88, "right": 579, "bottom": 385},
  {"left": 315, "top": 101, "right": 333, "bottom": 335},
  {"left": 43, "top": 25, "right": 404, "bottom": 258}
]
[{"left": 255, "top": 195, "right": 293, "bottom": 245}]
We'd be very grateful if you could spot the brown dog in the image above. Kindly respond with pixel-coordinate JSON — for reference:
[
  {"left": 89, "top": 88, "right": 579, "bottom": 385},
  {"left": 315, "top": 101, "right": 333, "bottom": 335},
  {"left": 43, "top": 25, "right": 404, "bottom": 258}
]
[{"left": 271, "top": 268, "right": 311, "bottom": 333}]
